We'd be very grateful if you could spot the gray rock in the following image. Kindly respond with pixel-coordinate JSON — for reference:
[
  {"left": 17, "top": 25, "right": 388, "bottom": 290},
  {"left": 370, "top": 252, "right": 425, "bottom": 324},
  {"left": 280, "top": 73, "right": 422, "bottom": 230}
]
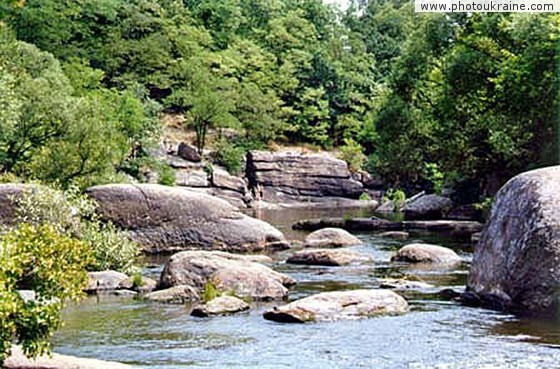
[
  {"left": 402, "top": 194, "right": 453, "bottom": 220},
  {"left": 304, "top": 228, "right": 363, "bottom": 248},
  {"left": 191, "top": 295, "right": 250, "bottom": 317},
  {"left": 378, "top": 231, "right": 410, "bottom": 240},
  {"left": 86, "top": 184, "right": 289, "bottom": 254},
  {"left": 177, "top": 142, "right": 201, "bottom": 162},
  {"left": 212, "top": 168, "right": 247, "bottom": 194},
  {"left": 4, "top": 346, "right": 132, "bottom": 369},
  {"left": 467, "top": 166, "right": 560, "bottom": 314},
  {"left": 471, "top": 232, "right": 482, "bottom": 243},
  {"left": 378, "top": 278, "right": 433, "bottom": 290},
  {"left": 85, "top": 271, "right": 129, "bottom": 293},
  {"left": 392, "top": 243, "right": 462, "bottom": 263},
  {"left": 144, "top": 285, "right": 199, "bottom": 304},
  {"left": 175, "top": 169, "right": 209, "bottom": 187},
  {"left": 0, "top": 184, "right": 37, "bottom": 226},
  {"left": 263, "top": 289, "right": 408, "bottom": 323},
  {"left": 287, "top": 249, "right": 369, "bottom": 266},
  {"left": 159, "top": 251, "right": 296, "bottom": 301},
  {"left": 376, "top": 200, "right": 396, "bottom": 213},
  {"left": 246, "top": 151, "right": 364, "bottom": 203}
]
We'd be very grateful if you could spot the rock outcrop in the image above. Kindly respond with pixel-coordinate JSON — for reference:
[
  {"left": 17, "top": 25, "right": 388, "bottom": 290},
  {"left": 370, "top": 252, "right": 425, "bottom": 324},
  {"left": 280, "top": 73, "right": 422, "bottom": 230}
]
[
  {"left": 246, "top": 151, "right": 367, "bottom": 205},
  {"left": 191, "top": 296, "right": 250, "bottom": 317},
  {"left": 467, "top": 166, "right": 560, "bottom": 314},
  {"left": 303, "top": 228, "right": 363, "bottom": 248},
  {"left": 4, "top": 346, "right": 132, "bottom": 369},
  {"left": 263, "top": 289, "right": 408, "bottom": 323},
  {"left": 287, "top": 249, "right": 369, "bottom": 266},
  {"left": 392, "top": 243, "right": 462, "bottom": 263},
  {"left": 402, "top": 194, "right": 453, "bottom": 220},
  {"left": 158, "top": 251, "right": 296, "bottom": 300},
  {"left": 86, "top": 184, "right": 289, "bottom": 254}
]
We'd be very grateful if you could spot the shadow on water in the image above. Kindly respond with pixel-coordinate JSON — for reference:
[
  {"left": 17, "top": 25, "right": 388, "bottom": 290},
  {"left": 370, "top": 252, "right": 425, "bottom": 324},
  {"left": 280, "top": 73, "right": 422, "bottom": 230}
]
[{"left": 53, "top": 207, "right": 560, "bottom": 368}]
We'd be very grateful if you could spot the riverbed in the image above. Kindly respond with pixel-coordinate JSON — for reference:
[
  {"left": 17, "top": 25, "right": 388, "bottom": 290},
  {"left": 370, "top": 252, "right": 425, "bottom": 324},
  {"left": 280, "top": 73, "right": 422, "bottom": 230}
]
[{"left": 53, "top": 208, "right": 560, "bottom": 368}]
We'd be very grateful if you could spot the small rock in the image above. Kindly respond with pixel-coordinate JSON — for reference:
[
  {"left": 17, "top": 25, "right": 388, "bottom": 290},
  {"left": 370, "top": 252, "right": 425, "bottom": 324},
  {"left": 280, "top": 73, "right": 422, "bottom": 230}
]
[
  {"left": 378, "top": 278, "right": 433, "bottom": 290},
  {"left": 304, "top": 228, "right": 363, "bottom": 248},
  {"left": 263, "top": 289, "right": 408, "bottom": 323},
  {"left": 144, "top": 285, "right": 199, "bottom": 304},
  {"left": 287, "top": 249, "right": 369, "bottom": 266},
  {"left": 191, "top": 295, "right": 250, "bottom": 317},
  {"left": 378, "top": 231, "right": 409, "bottom": 240},
  {"left": 111, "top": 290, "right": 138, "bottom": 297},
  {"left": 85, "top": 271, "right": 129, "bottom": 293},
  {"left": 391, "top": 243, "right": 462, "bottom": 263},
  {"left": 376, "top": 200, "right": 396, "bottom": 213},
  {"left": 177, "top": 142, "right": 201, "bottom": 162}
]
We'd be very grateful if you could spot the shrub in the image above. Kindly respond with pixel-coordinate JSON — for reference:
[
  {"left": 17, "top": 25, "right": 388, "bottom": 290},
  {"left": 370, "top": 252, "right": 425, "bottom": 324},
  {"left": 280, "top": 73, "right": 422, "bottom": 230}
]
[
  {"left": 359, "top": 192, "right": 372, "bottom": 201},
  {"left": 339, "top": 139, "right": 366, "bottom": 173},
  {"left": 157, "top": 164, "right": 176, "bottom": 186},
  {"left": 212, "top": 139, "right": 245, "bottom": 175},
  {"left": 14, "top": 186, "right": 139, "bottom": 274},
  {"left": 0, "top": 224, "right": 92, "bottom": 364},
  {"left": 383, "top": 188, "right": 407, "bottom": 209}
]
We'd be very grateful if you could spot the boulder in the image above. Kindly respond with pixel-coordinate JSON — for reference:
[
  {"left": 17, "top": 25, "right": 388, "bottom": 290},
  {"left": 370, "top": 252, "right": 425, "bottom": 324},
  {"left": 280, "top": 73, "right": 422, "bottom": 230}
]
[
  {"left": 191, "top": 295, "right": 250, "bottom": 317},
  {"left": 211, "top": 168, "right": 247, "bottom": 194},
  {"left": 129, "top": 276, "right": 157, "bottom": 293},
  {"left": 287, "top": 249, "right": 369, "bottom": 266},
  {"left": 86, "top": 184, "right": 289, "bottom": 254},
  {"left": 159, "top": 251, "right": 296, "bottom": 301},
  {"left": 376, "top": 200, "right": 396, "bottom": 213},
  {"left": 85, "top": 271, "right": 129, "bottom": 293},
  {"left": 174, "top": 169, "right": 209, "bottom": 187},
  {"left": 4, "top": 346, "right": 132, "bottom": 369},
  {"left": 263, "top": 289, "right": 408, "bottom": 323},
  {"left": 467, "top": 166, "right": 560, "bottom": 314},
  {"left": 402, "top": 194, "right": 452, "bottom": 220},
  {"left": 246, "top": 151, "right": 364, "bottom": 203},
  {"left": 144, "top": 285, "right": 199, "bottom": 304},
  {"left": 378, "top": 231, "right": 410, "bottom": 240},
  {"left": 391, "top": 243, "right": 462, "bottom": 263},
  {"left": 304, "top": 228, "right": 362, "bottom": 248},
  {"left": 177, "top": 142, "right": 201, "bottom": 162}
]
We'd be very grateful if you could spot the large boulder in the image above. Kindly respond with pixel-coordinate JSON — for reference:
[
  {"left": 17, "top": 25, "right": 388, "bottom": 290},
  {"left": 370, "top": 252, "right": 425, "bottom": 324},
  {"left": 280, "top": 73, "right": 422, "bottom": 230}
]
[
  {"left": 86, "top": 184, "right": 289, "bottom": 254},
  {"left": 246, "top": 151, "right": 364, "bottom": 203},
  {"left": 287, "top": 249, "right": 369, "bottom": 266},
  {"left": 263, "top": 289, "right": 408, "bottom": 323},
  {"left": 467, "top": 166, "right": 560, "bottom": 314},
  {"left": 392, "top": 243, "right": 462, "bottom": 263},
  {"left": 4, "top": 346, "right": 132, "bottom": 369},
  {"left": 402, "top": 194, "right": 452, "bottom": 220},
  {"left": 159, "top": 251, "right": 296, "bottom": 300},
  {"left": 304, "top": 228, "right": 363, "bottom": 248},
  {"left": 177, "top": 142, "right": 201, "bottom": 162}
]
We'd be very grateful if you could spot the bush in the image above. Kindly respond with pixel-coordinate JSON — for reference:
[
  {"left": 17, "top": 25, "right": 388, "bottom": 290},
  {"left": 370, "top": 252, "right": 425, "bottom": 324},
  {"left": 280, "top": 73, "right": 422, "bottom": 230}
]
[
  {"left": 157, "top": 164, "right": 176, "bottom": 186},
  {"left": 14, "top": 186, "right": 139, "bottom": 274},
  {"left": 212, "top": 139, "right": 245, "bottom": 175},
  {"left": 339, "top": 139, "right": 366, "bottom": 173},
  {"left": 0, "top": 224, "right": 92, "bottom": 364},
  {"left": 383, "top": 188, "right": 407, "bottom": 209}
]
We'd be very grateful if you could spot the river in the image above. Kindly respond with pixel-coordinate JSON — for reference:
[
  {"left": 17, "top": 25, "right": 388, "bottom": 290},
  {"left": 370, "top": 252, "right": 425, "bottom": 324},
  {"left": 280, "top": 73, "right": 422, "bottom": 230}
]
[{"left": 53, "top": 208, "right": 560, "bottom": 368}]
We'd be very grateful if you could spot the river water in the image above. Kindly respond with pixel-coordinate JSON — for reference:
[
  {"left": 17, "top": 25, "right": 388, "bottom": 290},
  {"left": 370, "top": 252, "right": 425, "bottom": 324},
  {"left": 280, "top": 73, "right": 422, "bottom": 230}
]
[{"left": 53, "top": 208, "right": 560, "bottom": 368}]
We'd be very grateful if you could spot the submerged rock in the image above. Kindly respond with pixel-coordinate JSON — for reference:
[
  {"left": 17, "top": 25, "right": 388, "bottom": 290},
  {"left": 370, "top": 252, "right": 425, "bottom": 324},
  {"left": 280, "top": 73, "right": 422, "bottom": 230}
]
[
  {"left": 4, "top": 346, "right": 132, "bottom": 369},
  {"left": 159, "top": 251, "right": 295, "bottom": 301},
  {"left": 287, "top": 249, "right": 369, "bottom": 266},
  {"left": 468, "top": 166, "right": 560, "bottom": 315},
  {"left": 303, "top": 228, "right": 363, "bottom": 248},
  {"left": 391, "top": 243, "right": 462, "bottom": 264},
  {"left": 378, "top": 278, "right": 433, "bottom": 291},
  {"left": 378, "top": 231, "right": 410, "bottom": 240},
  {"left": 263, "top": 289, "right": 408, "bottom": 323},
  {"left": 191, "top": 295, "right": 250, "bottom": 317},
  {"left": 144, "top": 285, "right": 199, "bottom": 304},
  {"left": 86, "top": 184, "right": 289, "bottom": 254}
]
